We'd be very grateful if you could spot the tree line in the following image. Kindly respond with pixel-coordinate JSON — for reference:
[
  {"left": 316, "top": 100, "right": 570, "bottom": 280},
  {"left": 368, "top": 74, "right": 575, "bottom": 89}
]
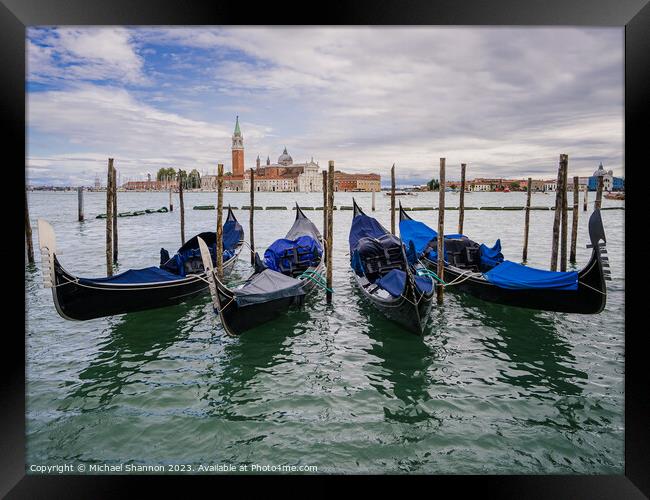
[{"left": 156, "top": 168, "right": 202, "bottom": 189}]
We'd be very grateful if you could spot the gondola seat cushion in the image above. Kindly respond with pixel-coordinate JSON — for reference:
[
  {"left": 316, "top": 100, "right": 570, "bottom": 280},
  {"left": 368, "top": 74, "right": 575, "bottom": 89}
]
[
  {"left": 484, "top": 260, "right": 578, "bottom": 290},
  {"left": 79, "top": 266, "right": 183, "bottom": 285},
  {"left": 375, "top": 269, "right": 434, "bottom": 297},
  {"left": 263, "top": 235, "right": 322, "bottom": 275}
]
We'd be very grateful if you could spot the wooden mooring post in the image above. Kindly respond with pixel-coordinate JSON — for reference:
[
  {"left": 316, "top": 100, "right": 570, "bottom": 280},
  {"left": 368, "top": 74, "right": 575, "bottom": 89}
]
[
  {"left": 390, "top": 163, "right": 396, "bottom": 235},
  {"left": 249, "top": 167, "right": 255, "bottom": 265},
  {"left": 458, "top": 163, "right": 466, "bottom": 234},
  {"left": 595, "top": 176, "right": 604, "bottom": 210},
  {"left": 372, "top": 189, "right": 376, "bottom": 211},
  {"left": 522, "top": 177, "right": 532, "bottom": 262},
  {"left": 25, "top": 190, "right": 34, "bottom": 264},
  {"left": 106, "top": 158, "right": 114, "bottom": 276},
  {"left": 583, "top": 187, "right": 588, "bottom": 211},
  {"left": 179, "top": 171, "right": 185, "bottom": 245},
  {"left": 437, "top": 158, "right": 446, "bottom": 305},
  {"left": 326, "top": 160, "right": 334, "bottom": 304},
  {"left": 77, "top": 186, "right": 84, "bottom": 222},
  {"left": 216, "top": 164, "right": 224, "bottom": 278},
  {"left": 322, "top": 170, "right": 328, "bottom": 238},
  {"left": 570, "top": 176, "right": 579, "bottom": 264},
  {"left": 550, "top": 154, "right": 566, "bottom": 271},
  {"left": 169, "top": 186, "right": 174, "bottom": 212},
  {"left": 112, "top": 164, "right": 118, "bottom": 264},
  {"left": 560, "top": 155, "right": 568, "bottom": 272}
]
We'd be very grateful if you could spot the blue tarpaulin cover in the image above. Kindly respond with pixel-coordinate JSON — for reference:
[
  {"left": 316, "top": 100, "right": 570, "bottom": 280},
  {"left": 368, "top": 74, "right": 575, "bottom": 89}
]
[
  {"left": 484, "top": 260, "right": 578, "bottom": 290},
  {"left": 399, "top": 219, "right": 463, "bottom": 261},
  {"left": 80, "top": 266, "right": 182, "bottom": 285},
  {"left": 479, "top": 240, "right": 504, "bottom": 269},
  {"left": 263, "top": 235, "right": 322, "bottom": 273},
  {"left": 349, "top": 214, "right": 388, "bottom": 253},
  {"left": 375, "top": 269, "right": 434, "bottom": 297}
]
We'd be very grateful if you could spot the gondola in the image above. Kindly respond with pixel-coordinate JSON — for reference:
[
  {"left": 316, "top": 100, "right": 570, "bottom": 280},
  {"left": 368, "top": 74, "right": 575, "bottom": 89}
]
[
  {"left": 198, "top": 204, "right": 326, "bottom": 336},
  {"left": 38, "top": 205, "right": 244, "bottom": 320},
  {"left": 348, "top": 199, "right": 434, "bottom": 335},
  {"left": 398, "top": 202, "right": 608, "bottom": 314}
]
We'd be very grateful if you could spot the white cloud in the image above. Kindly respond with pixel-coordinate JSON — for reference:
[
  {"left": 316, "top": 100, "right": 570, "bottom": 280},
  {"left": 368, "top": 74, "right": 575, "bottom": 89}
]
[
  {"left": 28, "top": 28, "right": 148, "bottom": 85},
  {"left": 27, "top": 27, "right": 624, "bottom": 184}
]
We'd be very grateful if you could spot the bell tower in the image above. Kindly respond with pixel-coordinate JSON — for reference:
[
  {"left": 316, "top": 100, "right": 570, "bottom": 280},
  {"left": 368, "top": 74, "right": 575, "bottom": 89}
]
[{"left": 231, "top": 116, "right": 244, "bottom": 177}]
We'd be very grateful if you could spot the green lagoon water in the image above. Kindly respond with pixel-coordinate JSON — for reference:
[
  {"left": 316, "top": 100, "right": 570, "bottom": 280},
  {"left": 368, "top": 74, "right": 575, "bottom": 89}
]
[{"left": 25, "top": 190, "right": 624, "bottom": 474}]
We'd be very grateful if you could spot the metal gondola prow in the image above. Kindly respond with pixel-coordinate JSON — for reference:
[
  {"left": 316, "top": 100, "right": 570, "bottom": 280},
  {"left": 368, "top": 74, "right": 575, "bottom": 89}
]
[
  {"left": 197, "top": 236, "right": 218, "bottom": 303},
  {"left": 37, "top": 219, "right": 57, "bottom": 288},
  {"left": 587, "top": 208, "right": 607, "bottom": 249}
]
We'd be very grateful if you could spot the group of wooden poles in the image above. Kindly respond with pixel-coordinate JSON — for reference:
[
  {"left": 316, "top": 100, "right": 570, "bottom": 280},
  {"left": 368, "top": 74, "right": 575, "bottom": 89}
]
[{"left": 26, "top": 154, "right": 605, "bottom": 308}]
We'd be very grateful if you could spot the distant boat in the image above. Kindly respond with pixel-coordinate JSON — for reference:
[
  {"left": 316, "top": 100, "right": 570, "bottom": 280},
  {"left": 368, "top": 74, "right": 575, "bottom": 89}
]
[
  {"left": 385, "top": 191, "right": 418, "bottom": 196},
  {"left": 604, "top": 192, "right": 624, "bottom": 200}
]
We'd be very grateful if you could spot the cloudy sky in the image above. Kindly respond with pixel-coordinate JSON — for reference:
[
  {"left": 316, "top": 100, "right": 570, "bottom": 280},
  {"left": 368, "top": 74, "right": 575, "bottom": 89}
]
[{"left": 27, "top": 27, "right": 624, "bottom": 186}]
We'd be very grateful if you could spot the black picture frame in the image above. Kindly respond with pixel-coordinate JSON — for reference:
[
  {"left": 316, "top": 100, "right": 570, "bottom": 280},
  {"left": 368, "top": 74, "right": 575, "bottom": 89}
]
[{"left": 4, "top": 0, "right": 647, "bottom": 495}]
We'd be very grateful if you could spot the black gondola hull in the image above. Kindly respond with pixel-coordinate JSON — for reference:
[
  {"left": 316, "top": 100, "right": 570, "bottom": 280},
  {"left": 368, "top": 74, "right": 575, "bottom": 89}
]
[
  {"left": 51, "top": 253, "right": 239, "bottom": 321},
  {"left": 353, "top": 273, "right": 433, "bottom": 335},
  {"left": 423, "top": 250, "right": 606, "bottom": 314}
]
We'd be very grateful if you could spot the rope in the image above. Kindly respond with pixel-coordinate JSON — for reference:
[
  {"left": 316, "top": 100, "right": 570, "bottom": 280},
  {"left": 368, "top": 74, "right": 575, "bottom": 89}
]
[
  {"left": 416, "top": 268, "right": 447, "bottom": 286},
  {"left": 578, "top": 280, "right": 607, "bottom": 295},
  {"left": 299, "top": 269, "right": 334, "bottom": 293}
]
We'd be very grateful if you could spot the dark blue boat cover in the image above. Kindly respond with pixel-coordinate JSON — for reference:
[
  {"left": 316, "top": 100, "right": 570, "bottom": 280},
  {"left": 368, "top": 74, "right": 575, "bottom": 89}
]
[
  {"left": 375, "top": 269, "right": 434, "bottom": 297},
  {"left": 263, "top": 235, "right": 322, "bottom": 273},
  {"left": 484, "top": 260, "right": 578, "bottom": 290},
  {"left": 349, "top": 214, "right": 388, "bottom": 253},
  {"left": 79, "top": 266, "right": 183, "bottom": 285}
]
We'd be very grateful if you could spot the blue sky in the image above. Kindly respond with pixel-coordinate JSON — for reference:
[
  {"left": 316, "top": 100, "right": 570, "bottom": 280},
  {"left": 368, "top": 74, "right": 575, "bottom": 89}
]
[{"left": 26, "top": 27, "right": 624, "bottom": 186}]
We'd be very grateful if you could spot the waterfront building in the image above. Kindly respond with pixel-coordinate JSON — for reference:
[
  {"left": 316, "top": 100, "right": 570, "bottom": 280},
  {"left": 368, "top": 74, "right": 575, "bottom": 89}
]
[
  {"left": 333, "top": 171, "right": 381, "bottom": 192},
  {"left": 242, "top": 149, "right": 322, "bottom": 192},
  {"left": 588, "top": 162, "right": 624, "bottom": 192}
]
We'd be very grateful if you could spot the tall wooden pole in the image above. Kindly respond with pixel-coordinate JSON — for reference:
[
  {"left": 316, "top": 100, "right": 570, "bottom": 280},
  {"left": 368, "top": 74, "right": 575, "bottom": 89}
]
[
  {"left": 372, "top": 189, "right": 376, "bottom": 211},
  {"left": 595, "top": 176, "right": 604, "bottom": 210},
  {"left": 106, "top": 158, "right": 114, "bottom": 276},
  {"left": 583, "top": 187, "right": 588, "bottom": 211},
  {"left": 458, "top": 163, "right": 466, "bottom": 234},
  {"left": 550, "top": 155, "right": 565, "bottom": 271},
  {"left": 326, "top": 160, "right": 334, "bottom": 304},
  {"left": 390, "top": 164, "right": 396, "bottom": 235},
  {"left": 322, "top": 170, "right": 328, "bottom": 238},
  {"left": 250, "top": 168, "right": 255, "bottom": 265},
  {"left": 169, "top": 186, "right": 173, "bottom": 212},
  {"left": 522, "top": 177, "right": 532, "bottom": 262},
  {"left": 77, "top": 186, "right": 84, "bottom": 222},
  {"left": 112, "top": 164, "right": 118, "bottom": 264},
  {"left": 216, "top": 164, "right": 224, "bottom": 278},
  {"left": 25, "top": 190, "right": 34, "bottom": 264},
  {"left": 436, "top": 158, "right": 446, "bottom": 305},
  {"left": 570, "top": 176, "right": 579, "bottom": 264},
  {"left": 560, "top": 155, "right": 568, "bottom": 272},
  {"left": 179, "top": 170, "right": 185, "bottom": 245}
]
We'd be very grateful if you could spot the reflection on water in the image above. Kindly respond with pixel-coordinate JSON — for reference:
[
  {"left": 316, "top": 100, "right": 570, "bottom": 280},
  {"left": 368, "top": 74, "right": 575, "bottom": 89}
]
[
  {"left": 455, "top": 292, "right": 587, "bottom": 397},
  {"left": 64, "top": 300, "right": 203, "bottom": 410}
]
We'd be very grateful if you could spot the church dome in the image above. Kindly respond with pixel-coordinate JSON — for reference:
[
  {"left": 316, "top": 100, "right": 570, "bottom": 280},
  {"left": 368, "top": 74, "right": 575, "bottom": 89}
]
[
  {"left": 593, "top": 162, "right": 605, "bottom": 176},
  {"left": 278, "top": 147, "right": 293, "bottom": 165}
]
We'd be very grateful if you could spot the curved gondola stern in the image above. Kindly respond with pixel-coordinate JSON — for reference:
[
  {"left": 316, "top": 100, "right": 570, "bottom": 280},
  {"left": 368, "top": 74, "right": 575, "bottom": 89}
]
[
  {"left": 352, "top": 198, "right": 364, "bottom": 217},
  {"left": 37, "top": 219, "right": 57, "bottom": 289},
  {"left": 581, "top": 209, "right": 608, "bottom": 312},
  {"left": 225, "top": 203, "right": 237, "bottom": 223},
  {"left": 294, "top": 202, "right": 307, "bottom": 221},
  {"left": 398, "top": 200, "right": 413, "bottom": 222}
]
